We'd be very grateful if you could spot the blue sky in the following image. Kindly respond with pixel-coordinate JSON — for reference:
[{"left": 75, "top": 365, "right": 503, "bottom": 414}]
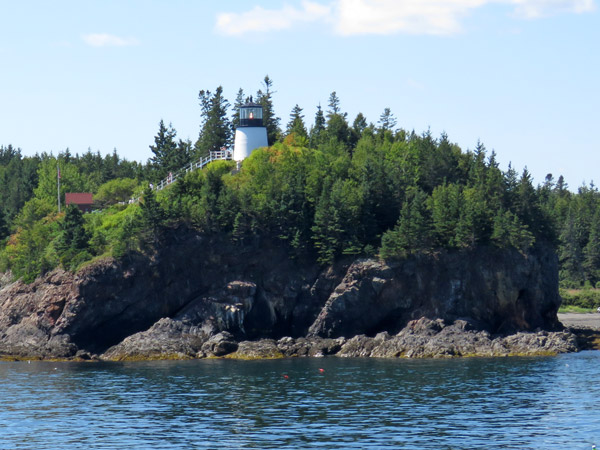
[{"left": 0, "top": 0, "right": 597, "bottom": 188}]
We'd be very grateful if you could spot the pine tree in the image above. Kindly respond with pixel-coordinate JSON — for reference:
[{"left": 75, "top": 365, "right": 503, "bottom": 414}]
[
  {"left": 380, "top": 190, "right": 432, "bottom": 258},
  {"left": 583, "top": 208, "right": 600, "bottom": 283},
  {"left": 325, "top": 93, "right": 350, "bottom": 146},
  {"left": 378, "top": 107, "right": 397, "bottom": 132},
  {"left": 231, "top": 88, "right": 245, "bottom": 132},
  {"left": 490, "top": 208, "right": 534, "bottom": 252},
  {"left": 311, "top": 178, "right": 344, "bottom": 265},
  {"left": 194, "top": 86, "right": 232, "bottom": 157},
  {"left": 429, "top": 183, "right": 462, "bottom": 247},
  {"left": 309, "top": 104, "right": 326, "bottom": 148},
  {"left": 56, "top": 205, "right": 92, "bottom": 270},
  {"left": 327, "top": 91, "right": 341, "bottom": 118},
  {"left": 149, "top": 120, "right": 179, "bottom": 181},
  {"left": 140, "top": 186, "right": 166, "bottom": 244},
  {"left": 559, "top": 209, "right": 585, "bottom": 285},
  {"left": 175, "top": 139, "right": 193, "bottom": 169},
  {"left": 350, "top": 113, "right": 368, "bottom": 147},
  {"left": 256, "top": 75, "right": 281, "bottom": 145},
  {"left": 0, "top": 207, "right": 8, "bottom": 240},
  {"left": 286, "top": 104, "right": 308, "bottom": 138}
]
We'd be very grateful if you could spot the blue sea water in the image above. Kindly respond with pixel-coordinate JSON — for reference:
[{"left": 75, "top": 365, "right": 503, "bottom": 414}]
[{"left": 0, "top": 351, "right": 598, "bottom": 450}]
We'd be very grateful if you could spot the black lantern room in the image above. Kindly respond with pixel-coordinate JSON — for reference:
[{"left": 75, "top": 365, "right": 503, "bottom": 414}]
[{"left": 239, "top": 98, "right": 263, "bottom": 127}]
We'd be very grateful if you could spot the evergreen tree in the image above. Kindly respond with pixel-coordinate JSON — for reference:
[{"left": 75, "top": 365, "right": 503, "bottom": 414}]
[
  {"left": 311, "top": 178, "right": 344, "bottom": 265},
  {"left": 327, "top": 91, "right": 341, "bottom": 118},
  {"left": 583, "top": 208, "right": 600, "bottom": 283},
  {"left": 490, "top": 208, "right": 534, "bottom": 252},
  {"left": 504, "top": 162, "right": 519, "bottom": 205},
  {"left": 325, "top": 92, "right": 349, "bottom": 144},
  {"left": 350, "top": 113, "right": 368, "bottom": 147},
  {"left": 231, "top": 87, "right": 245, "bottom": 132},
  {"left": 0, "top": 208, "right": 8, "bottom": 240},
  {"left": 194, "top": 86, "right": 232, "bottom": 157},
  {"left": 149, "top": 120, "right": 179, "bottom": 181},
  {"left": 378, "top": 107, "right": 397, "bottom": 132},
  {"left": 380, "top": 190, "right": 432, "bottom": 258},
  {"left": 286, "top": 104, "right": 308, "bottom": 138},
  {"left": 429, "top": 183, "right": 462, "bottom": 247},
  {"left": 256, "top": 75, "right": 281, "bottom": 145},
  {"left": 139, "top": 186, "right": 166, "bottom": 244},
  {"left": 56, "top": 205, "right": 92, "bottom": 270},
  {"left": 326, "top": 113, "right": 350, "bottom": 146},
  {"left": 559, "top": 208, "right": 585, "bottom": 285},
  {"left": 309, "top": 104, "right": 326, "bottom": 148},
  {"left": 175, "top": 139, "right": 193, "bottom": 168},
  {"left": 352, "top": 113, "right": 368, "bottom": 136},
  {"left": 556, "top": 175, "right": 569, "bottom": 195}
]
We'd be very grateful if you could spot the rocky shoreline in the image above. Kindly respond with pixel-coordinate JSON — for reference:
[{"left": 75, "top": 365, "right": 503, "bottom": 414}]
[
  {"left": 100, "top": 317, "right": 579, "bottom": 362},
  {"left": 0, "top": 230, "right": 583, "bottom": 362}
]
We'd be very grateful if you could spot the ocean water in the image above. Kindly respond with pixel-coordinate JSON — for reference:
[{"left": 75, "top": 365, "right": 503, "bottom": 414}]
[{"left": 0, "top": 352, "right": 598, "bottom": 450}]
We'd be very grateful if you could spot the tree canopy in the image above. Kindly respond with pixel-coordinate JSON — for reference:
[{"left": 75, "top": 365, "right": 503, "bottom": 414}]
[{"left": 1, "top": 80, "right": 599, "bottom": 296}]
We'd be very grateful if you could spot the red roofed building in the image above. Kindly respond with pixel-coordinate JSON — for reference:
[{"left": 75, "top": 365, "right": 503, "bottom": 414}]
[{"left": 65, "top": 193, "right": 94, "bottom": 213}]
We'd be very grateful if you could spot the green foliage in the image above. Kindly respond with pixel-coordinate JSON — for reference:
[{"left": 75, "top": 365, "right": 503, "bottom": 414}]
[
  {"left": 55, "top": 206, "right": 92, "bottom": 270},
  {"left": 583, "top": 208, "right": 600, "bottom": 283},
  {"left": 149, "top": 120, "right": 191, "bottom": 181},
  {"left": 378, "top": 107, "right": 397, "bottom": 132},
  {"left": 35, "top": 158, "right": 87, "bottom": 206},
  {"left": 286, "top": 104, "right": 308, "bottom": 139},
  {"left": 560, "top": 288, "right": 600, "bottom": 309},
  {"left": 231, "top": 87, "right": 245, "bottom": 132},
  {"left": 256, "top": 76, "right": 281, "bottom": 146},
  {"left": 0, "top": 209, "right": 8, "bottom": 241},
  {"left": 4, "top": 86, "right": 600, "bottom": 286},
  {"left": 195, "top": 86, "right": 232, "bottom": 156},
  {"left": 0, "top": 145, "right": 40, "bottom": 227},
  {"left": 429, "top": 183, "right": 462, "bottom": 247},
  {"left": 491, "top": 209, "right": 535, "bottom": 252},
  {"left": 309, "top": 104, "right": 326, "bottom": 148},
  {"left": 4, "top": 200, "right": 60, "bottom": 282},
  {"left": 139, "top": 187, "right": 166, "bottom": 243},
  {"left": 95, "top": 178, "right": 140, "bottom": 207},
  {"left": 380, "top": 189, "right": 432, "bottom": 259}
]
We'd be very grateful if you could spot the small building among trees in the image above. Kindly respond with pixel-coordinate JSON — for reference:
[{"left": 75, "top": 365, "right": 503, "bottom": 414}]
[{"left": 65, "top": 193, "right": 94, "bottom": 213}]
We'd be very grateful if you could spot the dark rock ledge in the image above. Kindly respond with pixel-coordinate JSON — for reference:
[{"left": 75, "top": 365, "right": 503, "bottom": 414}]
[
  {"left": 0, "top": 231, "right": 582, "bottom": 361},
  {"left": 101, "top": 317, "right": 577, "bottom": 361}
]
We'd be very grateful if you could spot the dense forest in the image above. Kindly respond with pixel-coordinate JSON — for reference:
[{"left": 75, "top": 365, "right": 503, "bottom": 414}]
[{"left": 1, "top": 77, "right": 599, "bottom": 309}]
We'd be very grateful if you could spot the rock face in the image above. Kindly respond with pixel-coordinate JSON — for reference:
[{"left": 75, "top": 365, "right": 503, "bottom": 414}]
[
  {"left": 0, "top": 228, "right": 570, "bottom": 360},
  {"left": 308, "top": 245, "right": 562, "bottom": 338}
]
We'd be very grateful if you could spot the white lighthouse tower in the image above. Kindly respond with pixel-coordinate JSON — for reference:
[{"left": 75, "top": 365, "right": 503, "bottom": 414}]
[{"left": 233, "top": 98, "right": 268, "bottom": 161}]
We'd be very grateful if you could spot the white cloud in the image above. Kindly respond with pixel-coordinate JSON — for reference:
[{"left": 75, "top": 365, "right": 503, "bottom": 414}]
[
  {"left": 333, "top": 0, "right": 596, "bottom": 35},
  {"left": 82, "top": 34, "right": 140, "bottom": 47},
  {"left": 334, "top": 0, "right": 486, "bottom": 35},
  {"left": 216, "top": 0, "right": 595, "bottom": 36},
  {"left": 509, "top": 0, "right": 595, "bottom": 18},
  {"left": 215, "top": 1, "right": 331, "bottom": 35}
]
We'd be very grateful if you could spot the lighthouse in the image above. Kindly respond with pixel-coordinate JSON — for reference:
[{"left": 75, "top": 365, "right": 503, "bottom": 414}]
[{"left": 233, "top": 98, "right": 268, "bottom": 161}]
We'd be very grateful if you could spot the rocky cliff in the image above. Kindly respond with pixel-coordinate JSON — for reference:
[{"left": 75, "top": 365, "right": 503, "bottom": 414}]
[{"left": 0, "top": 228, "right": 575, "bottom": 360}]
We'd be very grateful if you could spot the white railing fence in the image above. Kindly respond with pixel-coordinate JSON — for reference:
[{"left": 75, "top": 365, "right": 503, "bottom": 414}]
[{"left": 123, "top": 149, "right": 233, "bottom": 205}]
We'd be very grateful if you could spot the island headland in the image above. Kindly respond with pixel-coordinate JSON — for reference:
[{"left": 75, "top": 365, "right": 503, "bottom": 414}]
[
  {"left": 0, "top": 228, "right": 579, "bottom": 361},
  {"left": 2, "top": 87, "right": 598, "bottom": 361}
]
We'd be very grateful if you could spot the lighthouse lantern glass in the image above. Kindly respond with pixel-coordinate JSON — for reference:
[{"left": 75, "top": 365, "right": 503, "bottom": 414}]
[{"left": 240, "top": 107, "right": 262, "bottom": 120}]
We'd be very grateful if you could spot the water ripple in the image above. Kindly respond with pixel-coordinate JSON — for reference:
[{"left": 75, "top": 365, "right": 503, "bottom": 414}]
[{"left": 1, "top": 354, "right": 599, "bottom": 449}]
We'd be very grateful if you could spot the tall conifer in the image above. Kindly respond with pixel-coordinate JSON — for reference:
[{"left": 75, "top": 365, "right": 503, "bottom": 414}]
[{"left": 195, "top": 86, "right": 232, "bottom": 157}]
